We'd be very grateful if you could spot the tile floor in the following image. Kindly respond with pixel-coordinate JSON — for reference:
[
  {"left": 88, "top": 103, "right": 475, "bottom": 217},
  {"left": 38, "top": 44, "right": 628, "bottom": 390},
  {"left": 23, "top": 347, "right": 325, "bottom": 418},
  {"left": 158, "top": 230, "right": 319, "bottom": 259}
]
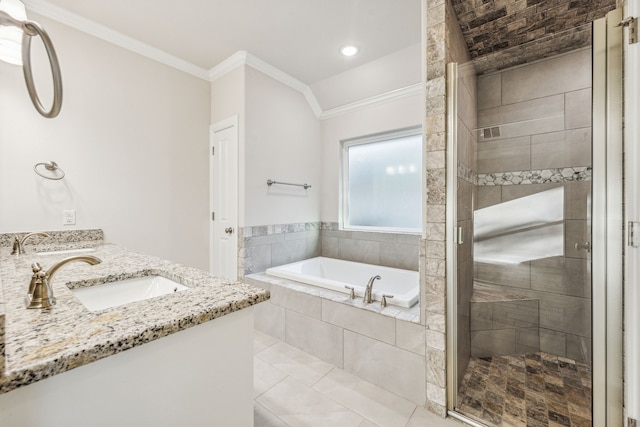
[
  {"left": 253, "top": 329, "right": 463, "bottom": 427},
  {"left": 456, "top": 353, "right": 592, "bottom": 427}
]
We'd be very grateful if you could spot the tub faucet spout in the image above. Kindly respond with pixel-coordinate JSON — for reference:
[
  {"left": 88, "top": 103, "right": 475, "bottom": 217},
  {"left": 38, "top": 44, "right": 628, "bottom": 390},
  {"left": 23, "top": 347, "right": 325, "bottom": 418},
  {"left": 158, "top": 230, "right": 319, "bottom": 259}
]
[
  {"left": 363, "top": 275, "right": 381, "bottom": 304},
  {"left": 26, "top": 255, "right": 102, "bottom": 309}
]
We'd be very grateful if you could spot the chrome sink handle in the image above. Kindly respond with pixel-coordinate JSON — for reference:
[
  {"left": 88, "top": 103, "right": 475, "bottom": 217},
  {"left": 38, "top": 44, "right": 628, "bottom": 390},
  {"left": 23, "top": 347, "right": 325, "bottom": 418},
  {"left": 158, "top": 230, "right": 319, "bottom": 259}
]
[
  {"left": 381, "top": 294, "right": 394, "bottom": 308},
  {"left": 344, "top": 285, "right": 356, "bottom": 299},
  {"left": 11, "top": 232, "right": 50, "bottom": 255},
  {"left": 26, "top": 255, "right": 102, "bottom": 309}
]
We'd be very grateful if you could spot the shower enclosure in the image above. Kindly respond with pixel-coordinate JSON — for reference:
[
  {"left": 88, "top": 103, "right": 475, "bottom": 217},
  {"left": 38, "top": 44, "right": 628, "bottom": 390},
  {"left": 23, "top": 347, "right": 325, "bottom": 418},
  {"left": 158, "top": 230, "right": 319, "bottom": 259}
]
[{"left": 445, "top": 8, "right": 624, "bottom": 427}]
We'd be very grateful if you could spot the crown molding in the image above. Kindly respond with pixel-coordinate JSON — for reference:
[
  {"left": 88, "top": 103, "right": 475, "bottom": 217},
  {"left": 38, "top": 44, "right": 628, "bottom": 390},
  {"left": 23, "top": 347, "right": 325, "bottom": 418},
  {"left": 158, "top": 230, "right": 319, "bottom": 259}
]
[
  {"left": 22, "top": 0, "right": 210, "bottom": 80},
  {"left": 24, "top": 0, "right": 422, "bottom": 117},
  {"left": 209, "top": 52, "right": 421, "bottom": 120},
  {"left": 319, "top": 83, "right": 422, "bottom": 120},
  {"left": 208, "top": 51, "right": 247, "bottom": 80}
]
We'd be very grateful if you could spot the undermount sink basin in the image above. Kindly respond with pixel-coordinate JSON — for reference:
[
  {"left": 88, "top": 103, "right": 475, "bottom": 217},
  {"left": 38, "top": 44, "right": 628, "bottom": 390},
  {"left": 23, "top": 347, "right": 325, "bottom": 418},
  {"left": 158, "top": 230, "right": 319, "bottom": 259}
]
[
  {"left": 37, "top": 247, "right": 97, "bottom": 256},
  {"left": 70, "top": 275, "right": 189, "bottom": 311}
]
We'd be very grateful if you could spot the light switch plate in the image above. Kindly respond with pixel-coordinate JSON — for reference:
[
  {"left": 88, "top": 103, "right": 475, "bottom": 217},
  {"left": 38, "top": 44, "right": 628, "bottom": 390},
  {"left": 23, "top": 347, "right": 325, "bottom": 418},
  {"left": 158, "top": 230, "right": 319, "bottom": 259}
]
[{"left": 63, "top": 210, "right": 76, "bottom": 225}]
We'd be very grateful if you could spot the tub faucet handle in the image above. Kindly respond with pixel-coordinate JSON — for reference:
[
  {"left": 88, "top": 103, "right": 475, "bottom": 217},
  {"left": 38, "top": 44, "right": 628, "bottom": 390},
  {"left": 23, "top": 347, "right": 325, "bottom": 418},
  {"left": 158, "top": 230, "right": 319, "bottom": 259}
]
[
  {"left": 381, "top": 294, "right": 394, "bottom": 307},
  {"left": 344, "top": 285, "right": 356, "bottom": 299}
]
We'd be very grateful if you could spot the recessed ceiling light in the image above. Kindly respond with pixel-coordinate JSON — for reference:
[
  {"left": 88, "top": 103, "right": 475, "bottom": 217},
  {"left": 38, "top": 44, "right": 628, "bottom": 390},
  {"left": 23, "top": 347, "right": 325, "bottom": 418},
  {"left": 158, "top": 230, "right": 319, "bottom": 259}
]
[{"left": 340, "top": 45, "right": 359, "bottom": 57}]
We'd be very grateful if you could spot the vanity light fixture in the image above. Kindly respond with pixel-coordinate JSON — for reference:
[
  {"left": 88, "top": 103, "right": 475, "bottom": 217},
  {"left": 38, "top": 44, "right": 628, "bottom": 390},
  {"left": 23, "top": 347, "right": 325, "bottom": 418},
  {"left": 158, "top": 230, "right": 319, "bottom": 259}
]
[
  {"left": 340, "top": 45, "right": 359, "bottom": 57},
  {"left": 0, "top": 0, "right": 63, "bottom": 118}
]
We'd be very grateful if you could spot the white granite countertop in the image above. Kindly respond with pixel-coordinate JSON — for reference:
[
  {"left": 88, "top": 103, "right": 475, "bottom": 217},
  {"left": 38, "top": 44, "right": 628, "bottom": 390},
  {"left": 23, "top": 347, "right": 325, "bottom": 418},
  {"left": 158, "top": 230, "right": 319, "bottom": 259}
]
[{"left": 0, "top": 242, "right": 269, "bottom": 395}]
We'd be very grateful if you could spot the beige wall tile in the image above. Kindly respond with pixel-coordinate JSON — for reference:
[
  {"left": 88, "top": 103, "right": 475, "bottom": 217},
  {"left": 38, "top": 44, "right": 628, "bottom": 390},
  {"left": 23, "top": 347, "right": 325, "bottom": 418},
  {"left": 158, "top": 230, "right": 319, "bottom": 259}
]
[
  {"left": 478, "top": 94, "right": 564, "bottom": 128},
  {"left": 254, "top": 302, "right": 286, "bottom": 341},
  {"left": 477, "top": 136, "right": 531, "bottom": 173},
  {"left": 501, "top": 49, "right": 591, "bottom": 105},
  {"left": 343, "top": 331, "right": 426, "bottom": 405},
  {"left": 531, "top": 128, "right": 591, "bottom": 169},
  {"left": 477, "top": 186, "right": 502, "bottom": 209},
  {"left": 271, "top": 286, "right": 322, "bottom": 319},
  {"left": 565, "top": 88, "right": 592, "bottom": 130},
  {"left": 285, "top": 311, "right": 344, "bottom": 368},
  {"left": 396, "top": 319, "right": 426, "bottom": 355},
  {"left": 321, "top": 300, "right": 396, "bottom": 345},
  {"left": 478, "top": 73, "right": 502, "bottom": 110}
]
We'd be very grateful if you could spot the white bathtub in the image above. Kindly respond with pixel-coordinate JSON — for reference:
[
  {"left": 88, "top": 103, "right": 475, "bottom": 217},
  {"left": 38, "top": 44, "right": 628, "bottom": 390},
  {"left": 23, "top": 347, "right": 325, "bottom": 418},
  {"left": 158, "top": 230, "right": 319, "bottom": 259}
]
[{"left": 265, "top": 257, "right": 419, "bottom": 308}]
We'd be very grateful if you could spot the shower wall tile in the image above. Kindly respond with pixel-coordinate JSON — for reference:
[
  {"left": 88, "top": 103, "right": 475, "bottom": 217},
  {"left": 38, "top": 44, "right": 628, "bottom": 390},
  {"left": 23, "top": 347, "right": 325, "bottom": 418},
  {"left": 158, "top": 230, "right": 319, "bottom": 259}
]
[
  {"left": 471, "top": 329, "right": 516, "bottom": 357},
  {"left": 285, "top": 311, "right": 344, "bottom": 368},
  {"left": 537, "top": 293, "right": 591, "bottom": 338},
  {"left": 499, "top": 49, "right": 591, "bottom": 105},
  {"left": 477, "top": 186, "right": 501, "bottom": 209},
  {"left": 470, "top": 300, "right": 539, "bottom": 331},
  {"left": 478, "top": 94, "right": 564, "bottom": 129},
  {"left": 515, "top": 328, "right": 540, "bottom": 354},
  {"left": 477, "top": 136, "right": 531, "bottom": 173},
  {"left": 474, "top": 261, "right": 531, "bottom": 289},
  {"left": 566, "top": 334, "right": 592, "bottom": 365},
  {"left": 477, "top": 73, "right": 502, "bottom": 110},
  {"left": 540, "top": 328, "right": 567, "bottom": 357},
  {"left": 531, "top": 128, "right": 592, "bottom": 169},
  {"left": 565, "top": 88, "right": 592, "bottom": 130},
  {"left": 564, "top": 181, "right": 591, "bottom": 220},
  {"left": 530, "top": 256, "right": 591, "bottom": 298},
  {"left": 500, "top": 182, "right": 561, "bottom": 202}
]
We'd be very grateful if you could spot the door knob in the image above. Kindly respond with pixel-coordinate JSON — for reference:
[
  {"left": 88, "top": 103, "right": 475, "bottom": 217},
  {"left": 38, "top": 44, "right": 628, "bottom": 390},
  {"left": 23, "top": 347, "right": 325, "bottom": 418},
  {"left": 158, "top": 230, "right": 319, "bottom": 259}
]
[
  {"left": 224, "top": 227, "right": 234, "bottom": 234},
  {"left": 574, "top": 241, "right": 591, "bottom": 252}
]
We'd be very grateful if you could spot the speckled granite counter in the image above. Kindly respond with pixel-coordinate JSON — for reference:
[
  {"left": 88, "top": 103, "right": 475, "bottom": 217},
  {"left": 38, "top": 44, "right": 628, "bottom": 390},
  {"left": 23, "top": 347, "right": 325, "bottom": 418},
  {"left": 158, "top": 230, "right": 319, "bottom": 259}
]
[{"left": 0, "top": 239, "right": 269, "bottom": 395}]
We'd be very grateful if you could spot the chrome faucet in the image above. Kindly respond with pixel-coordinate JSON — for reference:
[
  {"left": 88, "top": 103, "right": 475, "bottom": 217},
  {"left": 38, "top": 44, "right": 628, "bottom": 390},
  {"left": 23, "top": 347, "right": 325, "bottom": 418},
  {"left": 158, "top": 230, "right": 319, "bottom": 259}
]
[
  {"left": 363, "top": 275, "right": 381, "bottom": 304},
  {"left": 11, "top": 232, "right": 50, "bottom": 255},
  {"left": 26, "top": 255, "right": 102, "bottom": 309}
]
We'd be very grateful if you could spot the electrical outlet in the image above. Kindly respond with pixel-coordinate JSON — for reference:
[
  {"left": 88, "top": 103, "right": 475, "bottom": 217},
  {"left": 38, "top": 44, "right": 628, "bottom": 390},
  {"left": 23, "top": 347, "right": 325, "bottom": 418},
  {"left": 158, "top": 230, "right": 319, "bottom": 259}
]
[{"left": 63, "top": 210, "right": 76, "bottom": 225}]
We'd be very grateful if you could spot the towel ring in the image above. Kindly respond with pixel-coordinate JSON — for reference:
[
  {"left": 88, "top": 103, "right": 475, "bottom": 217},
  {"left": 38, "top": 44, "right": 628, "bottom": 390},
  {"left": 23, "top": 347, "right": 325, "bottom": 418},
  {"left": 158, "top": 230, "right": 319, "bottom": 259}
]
[
  {"left": 34, "top": 161, "right": 65, "bottom": 180},
  {"left": 22, "top": 20, "right": 63, "bottom": 118}
]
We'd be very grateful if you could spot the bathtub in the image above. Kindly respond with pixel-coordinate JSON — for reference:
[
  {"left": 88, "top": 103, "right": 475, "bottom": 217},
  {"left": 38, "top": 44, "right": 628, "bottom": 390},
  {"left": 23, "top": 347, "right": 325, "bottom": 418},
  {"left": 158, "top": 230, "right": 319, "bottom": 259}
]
[{"left": 265, "top": 257, "right": 419, "bottom": 308}]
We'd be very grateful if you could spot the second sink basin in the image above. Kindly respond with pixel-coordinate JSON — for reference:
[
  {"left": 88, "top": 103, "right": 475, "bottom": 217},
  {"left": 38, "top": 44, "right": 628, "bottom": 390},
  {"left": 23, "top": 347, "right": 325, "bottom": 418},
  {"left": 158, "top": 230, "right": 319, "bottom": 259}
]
[{"left": 70, "top": 275, "right": 189, "bottom": 312}]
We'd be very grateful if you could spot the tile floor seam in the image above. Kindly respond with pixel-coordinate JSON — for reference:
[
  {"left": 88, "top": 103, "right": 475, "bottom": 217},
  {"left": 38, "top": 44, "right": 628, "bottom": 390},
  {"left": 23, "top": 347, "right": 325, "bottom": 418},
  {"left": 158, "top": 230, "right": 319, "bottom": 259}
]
[{"left": 254, "top": 372, "right": 289, "bottom": 400}]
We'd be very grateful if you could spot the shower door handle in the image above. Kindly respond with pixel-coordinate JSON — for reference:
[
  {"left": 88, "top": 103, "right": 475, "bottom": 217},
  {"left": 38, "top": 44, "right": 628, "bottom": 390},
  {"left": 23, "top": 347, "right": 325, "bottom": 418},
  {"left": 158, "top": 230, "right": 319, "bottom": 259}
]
[
  {"left": 455, "top": 227, "right": 464, "bottom": 245},
  {"left": 574, "top": 241, "right": 591, "bottom": 252}
]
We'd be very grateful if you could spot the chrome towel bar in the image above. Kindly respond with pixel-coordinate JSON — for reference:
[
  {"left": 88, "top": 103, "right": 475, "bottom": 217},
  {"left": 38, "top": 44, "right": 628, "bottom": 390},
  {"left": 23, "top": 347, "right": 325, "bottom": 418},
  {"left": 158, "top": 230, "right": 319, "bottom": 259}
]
[{"left": 266, "top": 179, "right": 311, "bottom": 190}]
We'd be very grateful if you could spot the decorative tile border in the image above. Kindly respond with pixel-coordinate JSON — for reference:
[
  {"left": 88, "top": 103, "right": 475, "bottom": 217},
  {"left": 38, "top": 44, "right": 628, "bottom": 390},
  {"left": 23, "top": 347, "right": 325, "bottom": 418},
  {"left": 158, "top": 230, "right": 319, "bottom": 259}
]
[
  {"left": 477, "top": 167, "right": 592, "bottom": 186},
  {"left": 457, "top": 162, "right": 475, "bottom": 184}
]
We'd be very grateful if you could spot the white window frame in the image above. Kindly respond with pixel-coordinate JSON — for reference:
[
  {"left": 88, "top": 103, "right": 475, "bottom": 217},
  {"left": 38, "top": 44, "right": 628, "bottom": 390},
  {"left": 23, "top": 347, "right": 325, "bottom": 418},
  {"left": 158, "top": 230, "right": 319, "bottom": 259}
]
[{"left": 340, "top": 125, "right": 422, "bottom": 234}]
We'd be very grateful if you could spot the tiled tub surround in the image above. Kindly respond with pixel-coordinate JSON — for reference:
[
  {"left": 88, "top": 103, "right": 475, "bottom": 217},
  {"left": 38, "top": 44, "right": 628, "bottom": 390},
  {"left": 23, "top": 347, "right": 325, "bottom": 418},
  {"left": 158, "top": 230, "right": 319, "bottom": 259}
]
[
  {"left": 0, "top": 239, "right": 269, "bottom": 395},
  {"left": 238, "top": 221, "right": 420, "bottom": 278},
  {"left": 244, "top": 273, "right": 426, "bottom": 406}
]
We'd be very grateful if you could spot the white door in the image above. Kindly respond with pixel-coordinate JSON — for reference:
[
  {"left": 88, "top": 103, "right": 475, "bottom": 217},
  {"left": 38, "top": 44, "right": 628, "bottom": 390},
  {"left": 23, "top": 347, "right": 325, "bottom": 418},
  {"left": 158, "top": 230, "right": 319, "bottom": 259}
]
[{"left": 210, "top": 116, "right": 238, "bottom": 280}]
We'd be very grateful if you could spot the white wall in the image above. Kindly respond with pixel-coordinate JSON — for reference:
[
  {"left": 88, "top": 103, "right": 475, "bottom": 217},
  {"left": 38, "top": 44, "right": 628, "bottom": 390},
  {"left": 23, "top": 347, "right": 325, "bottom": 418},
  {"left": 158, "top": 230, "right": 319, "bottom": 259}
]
[
  {"left": 243, "top": 66, "right": 322, "bottom": 226},
  {"left": 320, "top": 95, "right": 423, "bottom": 222},
  {"left": 0, "top": 14, "right": 211, "bottom": 269},
  {"left": 210, "top": 66, "right": 246, "bottom": 227},
  {"left": 310, "top": 43, "right": 421, "bottom": 110}
]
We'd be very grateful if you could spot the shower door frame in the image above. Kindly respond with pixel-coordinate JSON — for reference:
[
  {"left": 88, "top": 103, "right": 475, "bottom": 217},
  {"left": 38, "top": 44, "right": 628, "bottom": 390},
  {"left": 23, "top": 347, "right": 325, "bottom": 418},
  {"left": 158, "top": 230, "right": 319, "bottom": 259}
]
[{"left": 444, "top": 8, "right": 624, "bottom": 426}]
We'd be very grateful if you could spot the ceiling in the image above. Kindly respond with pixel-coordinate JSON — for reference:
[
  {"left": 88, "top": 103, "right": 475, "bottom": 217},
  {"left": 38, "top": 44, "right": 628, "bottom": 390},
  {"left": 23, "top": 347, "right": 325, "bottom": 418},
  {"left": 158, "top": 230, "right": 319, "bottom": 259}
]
[
  {"left": 24, "top": 0, "right": 422, "bottom": 86},
  {"left": 451, "top": 0, "right": 617, "bottom": 74}
]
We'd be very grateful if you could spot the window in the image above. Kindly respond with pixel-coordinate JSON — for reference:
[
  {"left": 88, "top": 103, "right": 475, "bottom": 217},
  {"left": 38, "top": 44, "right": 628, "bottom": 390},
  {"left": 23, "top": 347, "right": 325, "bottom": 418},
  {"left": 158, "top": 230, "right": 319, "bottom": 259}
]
[{"left": 341, "top": 127, "right": 422, "bottom": 232}]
